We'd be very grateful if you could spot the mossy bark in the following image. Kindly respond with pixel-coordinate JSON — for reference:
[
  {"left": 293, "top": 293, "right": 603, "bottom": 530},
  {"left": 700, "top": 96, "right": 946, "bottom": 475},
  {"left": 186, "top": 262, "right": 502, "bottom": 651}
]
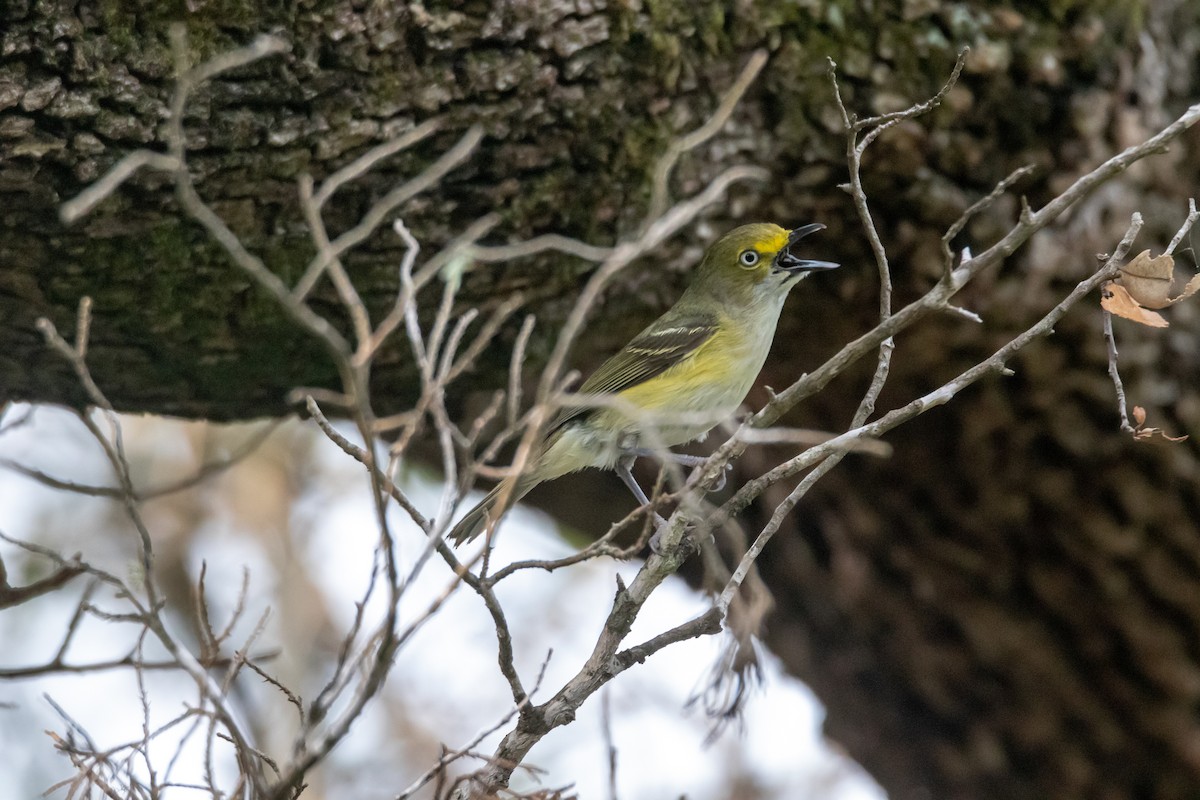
[{"left": 3, "top": 1, "right": 1200, "bottom": 798}]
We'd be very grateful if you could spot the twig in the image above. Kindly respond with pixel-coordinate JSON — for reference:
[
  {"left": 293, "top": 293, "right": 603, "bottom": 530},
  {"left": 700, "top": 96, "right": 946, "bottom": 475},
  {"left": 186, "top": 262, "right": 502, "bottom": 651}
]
[
  {"left": 1102, "top": 306, "right": 1134, "bottom": 432},
  {"left": 58, "top": 150, "right": 181, "bottom": 224},
  {"left": 0, "top": 420, "right": 281, "bottom": 501},
  {"left": 0, "top": 555, "right": 84, "bottom": 610},
  {"left": 469, "top": 595, "right": 721, "bottom": 793},
  {"left": 828, "top": 53, "right": 968, "bottom": 426},
  {"left": 297, "top": 174, "right": 374, "bottom": 349},
  {"left": 941, "top": 164, "right": 1039, "bottom": 274},
  {"left": 305, "top": 396, "right": 429, "bottom": 529},
  {"left": 1165, "top": 197, "right": 1198, "bottom": 255},
  {"left": 470, "top": 234, "right": 612, "bottom": 264},
  {"left": 0, "top": 650, "right": 281, "bottom": 681},
  {"left": 484, "top": 499, "right": 662, "bottom": 585},
  {"left": 370, "top": 214, "right": 501, "bottom": 358},
  {"left": 733, "top": 426, "right": 892, "bottom": 455},
  {"left": 313, "top": 118, "right": 444, "bottom": 209},
  {"left": 394, "top": 654, "right": 553, "bottom": 800},
  {"left": 325, "top": 127, "right": 483, "bottom": 270},
  {"left": 163, "top": 27, "right": 363, "bottom": 373},
  {"left": 613, "top": 608, "right": 724, "bottom": 672},
  {"left": 508, "top": 314, "right": 537, "bottom": 428},
  {"left": 645, "top": 49, "right": 768, "bottom": 225},
  {"left": 835, "top": 48, "right": 968, "bottom": 136}
]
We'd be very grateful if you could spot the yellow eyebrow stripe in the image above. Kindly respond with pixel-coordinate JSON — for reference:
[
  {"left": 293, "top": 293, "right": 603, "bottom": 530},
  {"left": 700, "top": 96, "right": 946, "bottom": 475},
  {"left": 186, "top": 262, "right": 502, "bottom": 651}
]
[{"left": 756, "top": 229, "right": 789, "bottom": 255}]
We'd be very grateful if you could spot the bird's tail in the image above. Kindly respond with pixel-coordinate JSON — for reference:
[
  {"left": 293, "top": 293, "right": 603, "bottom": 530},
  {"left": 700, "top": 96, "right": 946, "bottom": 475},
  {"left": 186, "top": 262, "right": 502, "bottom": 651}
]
[{"left": 447, "top": 474, "right": 540, "bottom": 546}]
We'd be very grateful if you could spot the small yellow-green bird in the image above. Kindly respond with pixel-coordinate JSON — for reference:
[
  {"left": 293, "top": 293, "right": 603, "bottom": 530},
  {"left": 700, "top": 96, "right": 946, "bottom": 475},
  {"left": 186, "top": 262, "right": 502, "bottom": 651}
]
[{"left": 448, "top": 222, "right": 838, "bottom": 545}]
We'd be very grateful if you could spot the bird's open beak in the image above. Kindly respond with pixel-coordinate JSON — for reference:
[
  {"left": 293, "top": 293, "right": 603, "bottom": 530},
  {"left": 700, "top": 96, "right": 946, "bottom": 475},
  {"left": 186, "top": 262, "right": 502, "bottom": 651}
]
[{"left": 773, "top": 223, "right": 840, "bottom": 273}]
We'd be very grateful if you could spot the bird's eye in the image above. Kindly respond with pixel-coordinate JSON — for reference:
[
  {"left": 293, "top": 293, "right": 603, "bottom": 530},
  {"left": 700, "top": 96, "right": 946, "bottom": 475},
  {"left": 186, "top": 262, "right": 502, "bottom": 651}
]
[{"left": 739, "top": 250, "right": 760, "bottom": 267}]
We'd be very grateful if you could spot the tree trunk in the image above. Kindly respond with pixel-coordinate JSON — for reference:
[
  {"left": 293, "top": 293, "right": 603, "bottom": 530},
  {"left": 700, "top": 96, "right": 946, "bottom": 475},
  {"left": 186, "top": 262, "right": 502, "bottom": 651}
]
[{"left": 3, "top": 2, "right": 1200, "bottom": 798}]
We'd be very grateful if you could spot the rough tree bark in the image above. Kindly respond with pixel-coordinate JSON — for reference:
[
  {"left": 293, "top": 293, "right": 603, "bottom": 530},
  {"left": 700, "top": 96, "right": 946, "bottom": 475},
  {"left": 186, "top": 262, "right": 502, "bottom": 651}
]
[{"left": 3, "top": 2, "right": 1200, "bottom": 799}]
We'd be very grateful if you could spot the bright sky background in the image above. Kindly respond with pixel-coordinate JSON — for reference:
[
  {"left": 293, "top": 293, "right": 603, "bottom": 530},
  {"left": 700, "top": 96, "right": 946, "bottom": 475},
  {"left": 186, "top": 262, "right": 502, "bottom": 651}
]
[{"left": 0, "top": 404, "right": 885, "bottom": 800}]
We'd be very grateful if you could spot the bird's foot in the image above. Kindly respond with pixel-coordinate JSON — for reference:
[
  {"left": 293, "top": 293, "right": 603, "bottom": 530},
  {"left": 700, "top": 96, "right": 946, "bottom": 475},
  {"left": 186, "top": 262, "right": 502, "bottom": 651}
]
[
  {"left": 649, "top": 514, "right": 669, "bottom": 554},
  {"left": 706, "top": 463, "right": 732, "bottom": 492},
  {"left": 649, "top": 513, "right": 706, "bottom": 556},
  {"left": 630, "top": 448, "right": 730, "bottom": 492}
]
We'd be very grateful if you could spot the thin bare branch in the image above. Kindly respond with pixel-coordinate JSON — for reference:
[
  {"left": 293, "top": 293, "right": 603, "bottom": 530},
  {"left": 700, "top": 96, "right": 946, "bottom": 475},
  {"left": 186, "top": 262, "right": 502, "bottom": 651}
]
[
  {"left": 645, "top": 49, "right": 768, "bottom": 224},
  {"left": 326, "top": 126, "right": 483, "bottom": 266},
  {"left": 0, "top": 556, "right": 85, "bottom": 610},
  {"left": 0, "top": 649, "right": 278, "bottom": 680},
  {"left": 0, "top": 420, "right": 281, "bottom": 501},
  {"left": 851, "top": 48, "right": 968, "bottom": 137},
  {"left": 508, "top": 314, "right": 537, "bottom": 428},
  {"left": 297, "top": 173, "right": 374, "bottom": 348},
  {"left": 370, "top": 214, "right": 502, "bottom": 358},
  {"left": 58, "top": 150, "right": 181, "bottom": 224},
  {"left": 602, "top": 690, "right": 619, "bottom": 800},
  {"left": 470, "top": 234, "right": 613, "bottom": 264},
  {"left": 827, "top": 53, "right": 970, "bottom": 427},
  {"left": 1102, "top": 306, "right": 1135, "bottom": 433},
  {"left": 314, "top": 117, "right": 444, "bottom": 209},
  {"left": 305, "top": 396, "right": 429, "bottom": 530},
  {"left": 175, "top": 29, "right": 289, "bottom": 85},
  {"left": 1165, "top": 197, "right": 1198, "bottom": 255},
  {"left": 941, "top": 164, "right": 1039, "bottom": 273}
]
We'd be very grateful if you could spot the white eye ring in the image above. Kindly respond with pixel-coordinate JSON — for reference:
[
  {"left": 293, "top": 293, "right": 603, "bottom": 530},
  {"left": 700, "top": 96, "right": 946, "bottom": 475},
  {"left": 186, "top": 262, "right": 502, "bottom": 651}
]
[{"left": 739, "top": 250, "right": 760, "bottom": 267}]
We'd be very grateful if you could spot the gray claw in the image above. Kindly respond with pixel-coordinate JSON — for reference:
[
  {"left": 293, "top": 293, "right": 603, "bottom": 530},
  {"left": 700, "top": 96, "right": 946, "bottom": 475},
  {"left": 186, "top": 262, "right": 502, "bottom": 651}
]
[{"left": 709, "top": 463, "right": 732, "bottom": 492}]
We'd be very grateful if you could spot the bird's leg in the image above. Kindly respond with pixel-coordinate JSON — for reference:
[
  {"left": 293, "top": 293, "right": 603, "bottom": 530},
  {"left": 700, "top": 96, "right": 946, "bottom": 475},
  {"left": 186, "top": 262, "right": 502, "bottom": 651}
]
[
  {"left": 615, "top": 440, "right": 674, "bottom": 552},
  {"left": 617, "top": 446, "right": 714, "bottom": 555},
  {"left": 616, "top": 456, "right": 672, "bottom": 555},
  {"left": 616, "top": 454, "right": 667, "bottom": 527},
  {"left": 630, "top": 447, "right": 730, "bottom": 491}
]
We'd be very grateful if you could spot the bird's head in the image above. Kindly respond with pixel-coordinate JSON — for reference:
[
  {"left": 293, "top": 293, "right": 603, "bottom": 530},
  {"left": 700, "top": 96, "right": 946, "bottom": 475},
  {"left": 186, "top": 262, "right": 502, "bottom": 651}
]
[{"left": 694, "top": 222, "right": 839, "bottom": 299}]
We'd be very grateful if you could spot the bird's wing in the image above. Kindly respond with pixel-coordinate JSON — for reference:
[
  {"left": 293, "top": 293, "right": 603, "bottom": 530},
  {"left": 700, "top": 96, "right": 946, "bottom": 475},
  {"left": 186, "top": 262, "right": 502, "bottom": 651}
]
[{"left": 549, "top": 311, "right": 719, "bottom": 432}]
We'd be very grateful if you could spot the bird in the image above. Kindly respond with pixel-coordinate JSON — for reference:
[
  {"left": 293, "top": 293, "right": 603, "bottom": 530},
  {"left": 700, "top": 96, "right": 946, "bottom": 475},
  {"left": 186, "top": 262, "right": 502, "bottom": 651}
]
[{"left": 448, "top": 222, "right": 838, "bottom": 545}]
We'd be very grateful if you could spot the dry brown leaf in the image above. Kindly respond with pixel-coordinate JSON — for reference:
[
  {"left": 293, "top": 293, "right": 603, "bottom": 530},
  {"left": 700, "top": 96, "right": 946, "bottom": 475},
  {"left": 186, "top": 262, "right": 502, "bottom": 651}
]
[
  {"left": 1133, "top": 427, "right": 1189, "bottom": 442},
  {"left": 1118, "top": 249, "right": 1200, "bottom": 309},
  {"left": 1130, "top": 405, "right": 1189, "bottom": 442},
  {"left": 1179, "top": 271, "right": 1200, "bottom": 301},
  {"left": 1119, "top": 250, "right": 1174, "bottom": 307},
  {"left": 1101, "top": 282, "right": 1168, "bottom": 327}
]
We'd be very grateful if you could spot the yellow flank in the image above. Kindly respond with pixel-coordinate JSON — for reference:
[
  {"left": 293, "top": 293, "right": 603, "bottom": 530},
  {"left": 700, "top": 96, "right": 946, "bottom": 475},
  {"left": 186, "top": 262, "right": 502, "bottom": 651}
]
[
  {"left": 606, "top": 308, "right": 765, "bottom": 448},
  {"left": 617, "top": 324, "right": 736, "bottom": 413}
]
